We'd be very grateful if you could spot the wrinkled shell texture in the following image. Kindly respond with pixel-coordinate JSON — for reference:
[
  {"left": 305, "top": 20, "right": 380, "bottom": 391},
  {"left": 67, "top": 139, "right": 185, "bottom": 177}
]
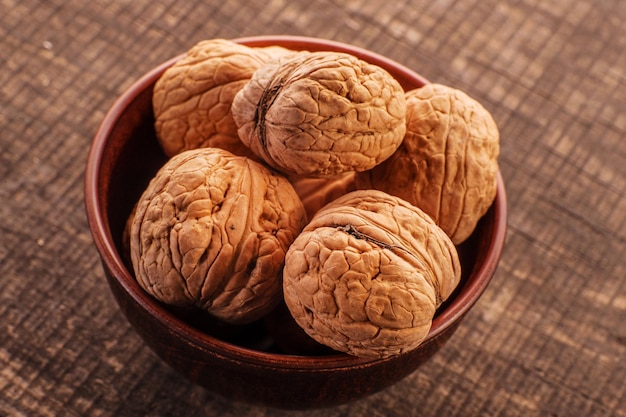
[
  {"left": 153, "top": 39, "right": 290, "bottom": 158},
  {"left": 356, "top": 83, "right": 500, "bottom": 244},
  {"left": 129, "top": 147, "right": 307, "bottom": 324},
  {"left": 283, "top": 189, "right": 461, "bottom": 358},
  {"left": 231, "top": 51, "right": 407, "bottom": 177}
]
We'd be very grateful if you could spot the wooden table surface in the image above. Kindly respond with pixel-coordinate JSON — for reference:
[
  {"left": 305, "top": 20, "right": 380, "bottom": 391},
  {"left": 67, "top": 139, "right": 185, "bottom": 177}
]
[{"left": 1, "top": 1, "right": 624, "bottom": 416}]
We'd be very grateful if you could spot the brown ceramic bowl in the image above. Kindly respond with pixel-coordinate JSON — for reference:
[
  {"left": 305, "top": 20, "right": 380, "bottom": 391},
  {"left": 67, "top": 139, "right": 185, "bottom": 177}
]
[{"left": 84, "top": 35, "right": 507, "bottom": 410}]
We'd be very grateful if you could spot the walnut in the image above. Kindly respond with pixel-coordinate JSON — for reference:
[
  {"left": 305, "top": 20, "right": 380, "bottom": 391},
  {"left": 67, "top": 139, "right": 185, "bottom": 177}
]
[
  {"left": 282, "top": 189, "right": 461, "bottom": 358},
  {"left": 355, "top": 83, "right": 500, "bottom": 244},
  {"left": 153, "top": 39, "right": 292, "bottom": 158},
  {"left": 129, "top": 147, "right": 307, "bottom": 324},
  {"left": 231, "top": 51, "right": 407, "bottom": 177},
  {"left": 289, "top": 172, "right": 356, "bottom": 220}
]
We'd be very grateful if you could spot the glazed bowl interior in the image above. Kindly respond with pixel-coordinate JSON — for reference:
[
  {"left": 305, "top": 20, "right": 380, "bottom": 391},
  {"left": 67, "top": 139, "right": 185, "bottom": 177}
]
[{"left": 84, "top": 35, "right": 507, "bottom": 408}]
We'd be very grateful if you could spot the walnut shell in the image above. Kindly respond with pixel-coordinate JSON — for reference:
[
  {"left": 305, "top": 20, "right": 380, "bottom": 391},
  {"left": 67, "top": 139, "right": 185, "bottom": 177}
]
[
  {"left": 231, "top": 51, "right": 407, "bottom": 177},
  {"left": 355, "top": 83, "right": 500, "bottom": 244},
  {"left": 289, "top": 172, "right": 356, "bottom": 219},
  {"left": 129, "top": 147, "right": 307, "bottom": 324},
  {"left": 283, "top": 189, "right": 461, "bottom": 358},
  {"left": 153, "top": 39, "right": 292, "bottom": 158}
]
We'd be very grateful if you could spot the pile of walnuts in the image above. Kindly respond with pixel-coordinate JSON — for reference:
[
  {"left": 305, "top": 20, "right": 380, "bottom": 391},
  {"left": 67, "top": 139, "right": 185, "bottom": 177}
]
[{"left": 127, "top": 39, "right": 499, "bottom": 359}]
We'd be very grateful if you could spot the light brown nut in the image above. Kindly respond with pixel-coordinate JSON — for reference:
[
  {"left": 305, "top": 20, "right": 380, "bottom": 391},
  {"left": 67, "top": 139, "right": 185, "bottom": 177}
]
[
  {"left": 153, "top": 39, "right": 292, "bottom": 158},
  {"left": 231, "top": 51, "right": 407, "bottom": 177},
  {"left": 283, "top": 189, "right": 461, "bottom": 358},
  {"left": 129, "top": 147, "right": 307, "bottom": 324},
  {"left": 355, "top": 83, "right": 500, "bottom": 244},
  {"left": 289, "top": 172, "right": 356, "bottom": 219}
]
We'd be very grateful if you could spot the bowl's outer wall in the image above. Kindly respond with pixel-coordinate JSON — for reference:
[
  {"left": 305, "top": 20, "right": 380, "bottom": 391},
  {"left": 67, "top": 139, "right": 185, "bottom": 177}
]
[
  {"left": 105, "top": 264, "right": 460, "bottom": 408},
  {"left": 85, "top": 36, "right": 506, "bottom": 410}
]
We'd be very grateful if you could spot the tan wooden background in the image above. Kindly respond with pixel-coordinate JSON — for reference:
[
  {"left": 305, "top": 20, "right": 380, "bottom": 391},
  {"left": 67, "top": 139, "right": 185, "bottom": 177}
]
[{"left": 1, "top": 0, "right": 624, "bottom": 416}]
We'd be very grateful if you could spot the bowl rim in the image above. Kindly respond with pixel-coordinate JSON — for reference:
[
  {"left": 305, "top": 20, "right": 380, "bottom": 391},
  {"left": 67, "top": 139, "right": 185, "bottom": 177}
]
[{"left": 84, "top": 35, "right": 507, "bottom": 370}]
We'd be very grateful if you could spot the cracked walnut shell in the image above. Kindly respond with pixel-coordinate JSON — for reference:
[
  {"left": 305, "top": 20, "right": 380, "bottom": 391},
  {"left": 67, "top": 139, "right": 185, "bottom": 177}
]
[
  {"left": 231, "top": 51, "right": 407, "bottom": 177},
  {"left": 356, "top": 83, "right": 500, "bottom": 244},
  {"left": 153, "top": 39, "right": 291, "bottom": 158},
  {"left": 129, "top": 147, "right": 307, "bottom": 324},
  {"left": 282, "top": 189, "right": 461, "bottom": 358}
]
